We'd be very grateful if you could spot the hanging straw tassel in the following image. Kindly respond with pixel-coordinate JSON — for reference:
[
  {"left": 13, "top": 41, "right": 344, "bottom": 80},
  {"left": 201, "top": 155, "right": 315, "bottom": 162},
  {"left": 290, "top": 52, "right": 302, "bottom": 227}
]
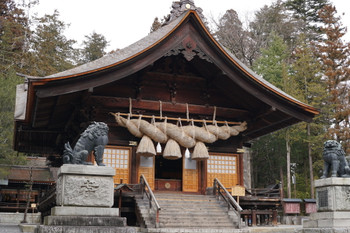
[
  {"left": 136, "top": 135, "right": 156, "bottom": 157},
  {"left": 191, "top": 141, "right": 209, "bottom": 161},
  {"left": 163, "top": 139, "right": 182, "bottom": 160}
]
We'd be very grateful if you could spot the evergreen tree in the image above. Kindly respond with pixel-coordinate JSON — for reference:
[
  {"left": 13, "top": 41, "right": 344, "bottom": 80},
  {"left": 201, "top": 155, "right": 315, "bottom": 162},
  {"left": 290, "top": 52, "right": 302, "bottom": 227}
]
[
  {"left": 214, "top": 9, "right": 257, "bottom": 66},
  {"left": 249, "top": 0, "right": 301, "bottom": 52},
  {"left": 317, "top": 5, "right": 350, "bottom": 152},
  {"left": 285, "top": 0, "right": 329, "bottom": 38},
  {"left": 80, "top": 32, "right": 109, "bottom": 63},
  {"left": 28, "top": 10, "right": 77, "bottom": 76},
  {"left": 252, "top": 33, "right": 294, "bottom": 196},
  {"left": 290, "top": 35, "right": 328, "bottom": 197},
  {"left": 0, "top": 0, "right": 29, "bottom": 72},
  {"left": 0, "top": 70, "right": 26, "bottom": 168},
  {"left": 252, "top": 33, "right": 289, "bottom": 89},
  {"left": 0, "top": 0, "right": 28, "bottom": 173}
]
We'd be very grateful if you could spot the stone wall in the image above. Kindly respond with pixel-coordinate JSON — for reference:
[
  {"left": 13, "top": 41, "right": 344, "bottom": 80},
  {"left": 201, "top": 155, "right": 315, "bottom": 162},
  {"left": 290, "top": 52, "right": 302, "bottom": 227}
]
[{"left": 0, "top": 212, "right": 41, "bottom": 224}]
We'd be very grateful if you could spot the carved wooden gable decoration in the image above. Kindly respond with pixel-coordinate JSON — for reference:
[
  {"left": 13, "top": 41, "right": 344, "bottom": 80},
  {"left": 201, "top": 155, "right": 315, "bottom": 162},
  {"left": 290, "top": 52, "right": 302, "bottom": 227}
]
[{"left": 14, "top": 4, "right": 318, "bottom": 154}]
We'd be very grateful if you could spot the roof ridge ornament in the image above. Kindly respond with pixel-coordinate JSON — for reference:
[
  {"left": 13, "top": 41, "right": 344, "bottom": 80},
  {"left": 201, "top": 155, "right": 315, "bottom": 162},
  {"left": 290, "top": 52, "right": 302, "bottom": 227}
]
[{"left": 164, "top": 0, "right": 207, "bottom": 25}]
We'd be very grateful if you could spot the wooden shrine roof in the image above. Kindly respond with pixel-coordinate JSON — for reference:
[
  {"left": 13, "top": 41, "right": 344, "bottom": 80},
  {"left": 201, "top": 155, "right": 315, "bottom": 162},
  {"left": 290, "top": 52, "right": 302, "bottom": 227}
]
[
  {"left": 13, "top": 6, "right": 319, "bottom": 154},
  {"left": 0, "top": 165, "right": 57, "bottom": 184}
]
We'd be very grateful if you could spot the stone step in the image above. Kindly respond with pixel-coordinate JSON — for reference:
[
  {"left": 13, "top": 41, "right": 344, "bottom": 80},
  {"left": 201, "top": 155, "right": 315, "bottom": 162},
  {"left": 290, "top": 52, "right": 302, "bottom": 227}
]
[
  {"left": 44, "top": 216, "right": 126, "bottom": 226},
  {"left": 135, "top": 193, "right": 239, "bottom": 230},
  {"left": 159, "top": 220, "right": 235, "bottom": 227},
  {"left": 38, "top": 225, "right": 139, "bottom": 233},
  {"left": 155, "top": 195, "right": 216, "bottom": 200},
  {"left": 159, "top": 225, "right": 236, "bottom": 229},
  {"left": 155, "top": 196, "right": 217, "bottom": 202},
  {"left": 137, "top": 205, "right": 228, "bottom": 213},
  {"left": 143, "top": 228, "right": 244, "bottom": 233},
  {"left": 159, "top": 214, "right": 231, "bottom": 220},
  {"left": 138, "top": 201, "right": 222, "bottom": 207},
  {"left": 158, "top": 216, "right": 234, "bottom": 225},
  {"left": 160, "top": 210, "right": 228, "bottom": 215},
  {"left": 157, "top": 202, "right": 223, "bottom": 208}
]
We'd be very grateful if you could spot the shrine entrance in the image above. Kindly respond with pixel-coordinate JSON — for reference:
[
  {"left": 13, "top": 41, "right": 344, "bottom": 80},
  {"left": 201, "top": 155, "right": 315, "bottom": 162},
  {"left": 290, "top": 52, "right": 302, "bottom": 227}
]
[{"left": 155, "top": 156, "right": 182, "bottom": 191}]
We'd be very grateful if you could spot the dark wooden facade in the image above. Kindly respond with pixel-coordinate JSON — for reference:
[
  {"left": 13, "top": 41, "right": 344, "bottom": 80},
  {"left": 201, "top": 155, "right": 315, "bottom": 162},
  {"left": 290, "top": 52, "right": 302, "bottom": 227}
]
[
  {"left": 0, "top": 162, "right": 56, "bottom": 213},
  {"left": 13, "top": 5, "right": 318, "bottom": 193}
]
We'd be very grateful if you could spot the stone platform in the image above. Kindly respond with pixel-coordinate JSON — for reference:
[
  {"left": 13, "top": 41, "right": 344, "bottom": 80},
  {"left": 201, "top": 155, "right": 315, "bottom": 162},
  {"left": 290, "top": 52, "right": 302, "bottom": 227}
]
[{"left": 303, "top": 177, "right": 350, "bottom": 232}]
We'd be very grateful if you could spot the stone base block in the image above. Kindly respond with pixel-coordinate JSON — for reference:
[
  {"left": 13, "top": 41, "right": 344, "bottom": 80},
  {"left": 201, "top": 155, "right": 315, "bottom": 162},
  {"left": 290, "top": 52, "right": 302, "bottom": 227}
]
[
  {"left": 56, "top": 165, "right": 115, "bottom": 207},
  {"left": 19, "top": 224, "right": 38, "bottom": 233},
  {"left": 303, "top": 211, "right": 350, "bottom": 228},
  {"left": 315, "top": 177, "right": 350, "bottom": 211},
  {"left": 44, "top": 216, "right": 126, "bottom": 226},
  {"left": 37, "top": 226, "right": 137, "bottom": 233},
  {"left": 303, "top": 228, "right": 350, "bottom": 233},
  {"left": 51, "top": 206, "right": 119, "bottom": 216}
]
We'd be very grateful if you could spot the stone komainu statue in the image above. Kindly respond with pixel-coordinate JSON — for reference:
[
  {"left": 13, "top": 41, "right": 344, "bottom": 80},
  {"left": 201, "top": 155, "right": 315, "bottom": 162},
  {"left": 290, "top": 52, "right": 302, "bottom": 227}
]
[
  {"left": 321, "top": 140, "right": 350, "bottom": 178},
  {"left": 63, "top": 122, "right": 109, "bottom": 166}
]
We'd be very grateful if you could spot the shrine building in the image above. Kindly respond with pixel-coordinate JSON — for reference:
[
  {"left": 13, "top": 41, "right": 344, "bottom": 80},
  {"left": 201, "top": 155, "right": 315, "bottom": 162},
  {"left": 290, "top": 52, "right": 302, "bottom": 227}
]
[{"left": 13, "top": 0, "right": 318, "bottom": 195}]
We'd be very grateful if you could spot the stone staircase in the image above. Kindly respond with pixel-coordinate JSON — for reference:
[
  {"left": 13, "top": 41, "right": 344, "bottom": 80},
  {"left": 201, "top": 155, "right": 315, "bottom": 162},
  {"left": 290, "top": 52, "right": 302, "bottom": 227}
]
[{"left": 135, "top": 192, "right": 241, "bottom": 233}]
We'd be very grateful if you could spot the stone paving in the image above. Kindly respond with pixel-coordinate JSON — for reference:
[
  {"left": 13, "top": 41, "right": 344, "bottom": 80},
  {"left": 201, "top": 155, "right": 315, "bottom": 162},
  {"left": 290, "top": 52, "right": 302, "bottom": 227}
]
[{"left": 0, "top": 223, "right": 305, "bottom": 233}]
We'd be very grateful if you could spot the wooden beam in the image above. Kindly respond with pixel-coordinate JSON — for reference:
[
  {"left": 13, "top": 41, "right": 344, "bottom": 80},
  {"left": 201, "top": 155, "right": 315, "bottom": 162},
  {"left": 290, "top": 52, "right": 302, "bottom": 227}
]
[
  {"left": 243, "top": 117, "right": 296, "bottom": 140},
  {"left": 90, "top": 96, "right": 250, "bottom": 119}
]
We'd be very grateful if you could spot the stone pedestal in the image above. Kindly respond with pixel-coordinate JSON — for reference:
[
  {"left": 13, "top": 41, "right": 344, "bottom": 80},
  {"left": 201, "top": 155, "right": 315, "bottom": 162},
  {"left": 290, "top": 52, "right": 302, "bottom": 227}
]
[
  {"left": 56, "top": 164, "right": 115, "bottom": 207},
  {"left": 38, "top": 165, "right": 136, "bottom": 233},
  {"left": 303, "top": 178, "right": 350, "bottom": 232}
]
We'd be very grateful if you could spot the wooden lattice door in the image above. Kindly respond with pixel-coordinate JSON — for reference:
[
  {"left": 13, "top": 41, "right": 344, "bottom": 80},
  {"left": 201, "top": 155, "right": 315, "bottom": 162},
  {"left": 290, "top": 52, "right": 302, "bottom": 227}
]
[
  {"left": 137, "top": 155, "right": 155, "bottom": 189},
  {"left": 103, "top": 146, "right": 131, "bottom": 184},
  {"left": 206, "top": 153, "right": 239, "bottom": 188},
  {"left": 182, "top": 157, "right": 199, "bottom": 192}
]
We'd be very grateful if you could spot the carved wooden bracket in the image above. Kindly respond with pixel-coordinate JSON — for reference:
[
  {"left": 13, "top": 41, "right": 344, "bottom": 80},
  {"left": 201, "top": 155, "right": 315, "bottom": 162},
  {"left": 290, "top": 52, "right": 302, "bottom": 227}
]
[{"left": 165, "top": 36, "right": 213, "bottom": 63}]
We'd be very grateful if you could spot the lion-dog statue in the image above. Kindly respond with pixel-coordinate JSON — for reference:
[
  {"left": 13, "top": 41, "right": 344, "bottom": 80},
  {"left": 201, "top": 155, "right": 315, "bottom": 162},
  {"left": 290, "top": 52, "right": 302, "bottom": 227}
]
[
  {"left": 321, "top": 140, "right": 350, "bottom": 178},
  {"left": 63, "top": 122, "right": 109, "bottom": 166}
]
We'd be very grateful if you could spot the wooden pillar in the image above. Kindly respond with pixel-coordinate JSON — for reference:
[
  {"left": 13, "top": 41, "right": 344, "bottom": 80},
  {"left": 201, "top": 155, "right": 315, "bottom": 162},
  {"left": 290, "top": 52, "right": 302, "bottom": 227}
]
[
  {"left": 130, "top": 146, "right": 137, "bottom": 184},
  {"left": 252, "top": 209, "right": 257, "bottom": 226},
  {"left": 16, "top": 188, "right": 20, "bottom": 212},
  {"left": 272, "top": 209, "right": 278, "bottom": 226},
  {"left": 200, "top": 161, "right": 207, "bottom": 194},
  {"left": 239, "top": 154, "right": 244, "bottom": 186}
]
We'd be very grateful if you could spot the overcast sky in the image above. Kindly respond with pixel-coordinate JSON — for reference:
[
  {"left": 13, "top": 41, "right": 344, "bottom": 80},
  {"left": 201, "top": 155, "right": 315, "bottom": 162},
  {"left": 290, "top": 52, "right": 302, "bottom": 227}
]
[{"left": 31, "top": 0, "right": 350, "bottom": 51}]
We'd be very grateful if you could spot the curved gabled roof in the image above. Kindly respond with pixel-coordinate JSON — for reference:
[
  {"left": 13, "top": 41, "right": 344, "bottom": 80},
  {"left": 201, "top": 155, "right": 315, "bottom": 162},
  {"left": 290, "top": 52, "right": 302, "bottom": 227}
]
[
  {"left": 27, "top": 9, "right": 317, "bottom": 115},
  {"left": 14, "top": 6, "right": 319, "bottom": 153},
  {"left": 38, "top": 15, "right": 186, "bottom": 81}
]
